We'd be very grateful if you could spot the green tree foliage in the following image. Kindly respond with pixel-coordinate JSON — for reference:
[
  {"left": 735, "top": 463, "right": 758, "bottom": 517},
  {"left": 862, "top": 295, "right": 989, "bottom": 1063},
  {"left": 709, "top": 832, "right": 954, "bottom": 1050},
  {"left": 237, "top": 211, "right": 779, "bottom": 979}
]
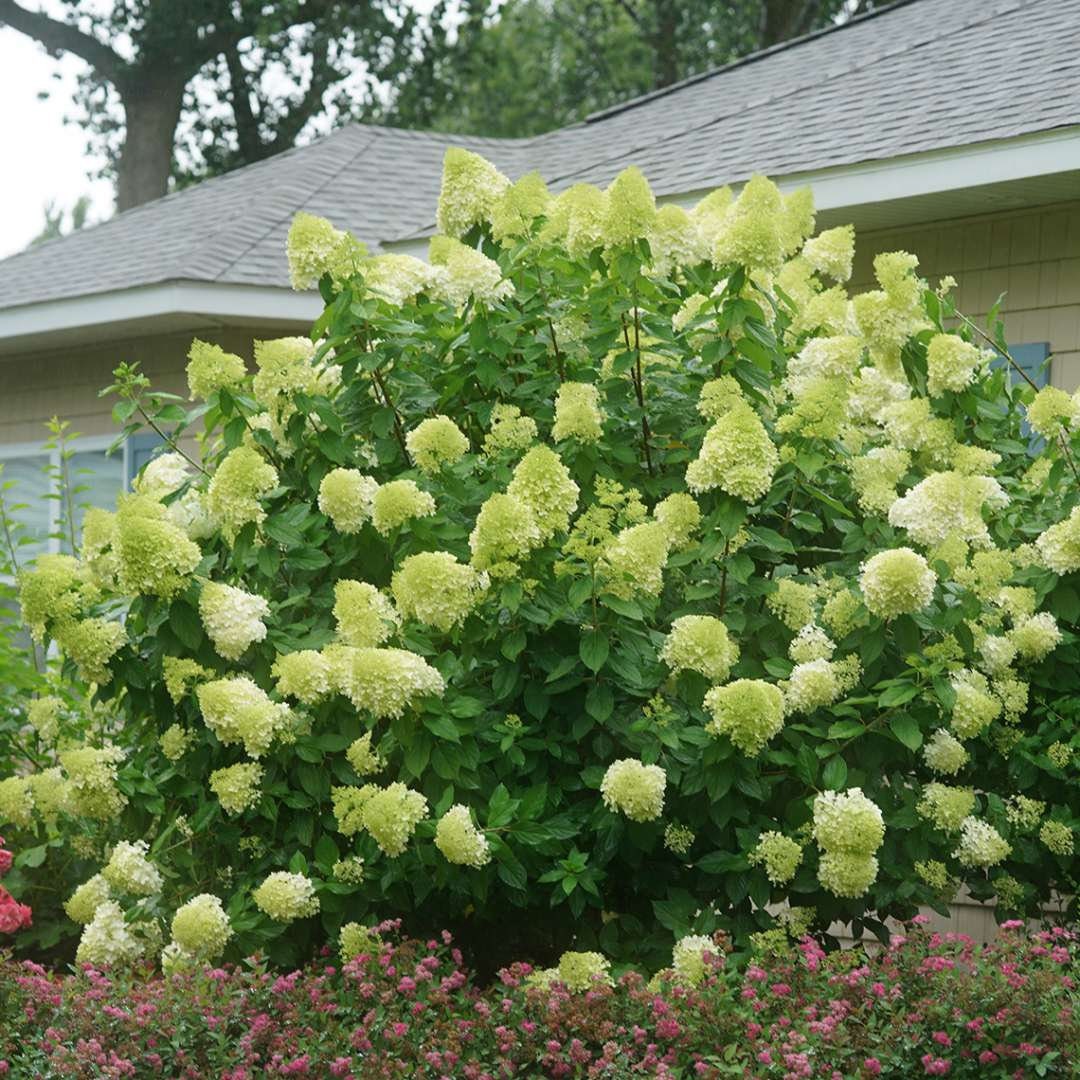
[
  {"left": 5, "top": 152, "right": 1079, "bottom": 974},
  {"left": 384, "top": 0, "right": 874, "bottom": 136}
]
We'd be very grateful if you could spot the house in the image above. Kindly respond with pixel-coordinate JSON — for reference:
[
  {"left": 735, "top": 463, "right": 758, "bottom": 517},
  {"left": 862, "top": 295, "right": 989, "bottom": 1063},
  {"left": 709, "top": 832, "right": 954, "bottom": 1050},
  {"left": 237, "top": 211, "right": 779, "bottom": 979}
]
[{"left": 0, "top": 0, "right": 1077, "bottom": 939}]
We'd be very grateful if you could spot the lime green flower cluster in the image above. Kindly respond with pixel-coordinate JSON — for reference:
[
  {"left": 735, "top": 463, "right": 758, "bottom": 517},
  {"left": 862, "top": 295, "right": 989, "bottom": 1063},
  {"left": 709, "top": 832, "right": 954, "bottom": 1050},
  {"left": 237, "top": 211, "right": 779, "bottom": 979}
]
[
  {"left": 0, "top": 776, "right": 33, "bottom": 829},
  {"left": 949, "top": 669, "right": 1002, "bottom": 739},
  {"left": 206, "top": 445, "right": 279, "bottom": 539},
  {"left": 428, "top": 235, "right": 512, "bottom": 308},
  {"left": 599, "top": 521, "right": 671, "bottom": 600},
  {"left": 318, "top": 468, "right": 379, "bottom": 533},
  {"left": 1006, "top": 795, "right": 1046, "bottom": 831},
  {"left": 76, "top": 900, "right": 152, "bottom": 967},
  {"left": 163, "top": 657, "right": 211, "bottom": 703},
  {"left": 925, "top": 333, "right": 985, "bottom": 396},
  {"left": 600, "top": 759, "right": 666, "bottom": 822},
  {"left": 371, "top": 479, "right": 436, "bottom": 535},
  {"left": 1025, "top": 385, "right": 1080, "bottom": 440},
  {"left": 199, "top": 581, "right": 270, "bottom": 661},
  {"left": 405, "top": 415, "right": 469, "bottom": 474},
  {"left": 783, "top": 656, "right": 860, "bottom": 715},
  {"left": 917, "top": 783, "right": 977, "bottom": 833},
  {"left": 252, "top": 871, "right": 319, "bottom": 923},
  {"left": 671, "top": 934, "right": 715, "bottom": 987},
  {"left": 326, "top": 646, "right": 444, "bottom": 719},
  {"left": 505, "top": 445, "right": 579, "bottom": 540},
  {"left": 59, "top": 745, "right": 126, "bottom": 820},
  {"left": 469, "top": 493, "right": 541, "bottom": 578},
  {"left": 660, "top": 615, "right": 739, "bottom": 683},
  {"left": 271, "top": 650, "right": 331, "bottom": 704},
  {"left": 813, "top": 788, "right": 884, "bottom": 898},
  {"left": 954, "top": 817, "right": 1010, "bottom": 868},
  {"left": 552, "top": 381, "right": 605, "bottom": 443},
  {"left": 333, "top": 580, "right": 400, "bottom": 646},
  {"left": 922, "top": 729, "right": 968, "bottom": 776},
  {"left": 167, "top": 893, "right": 233, "bottom": 967},
  {"left": 801, "top": 224, "right": 854, "bottom": 282},
  {"left": 436, "top": 147, "right": 510, "bottom": 239},
  {"left": 197, "top": 677, "right": 292, "bottom": 758},
  {"left": 103, "top": 840, "right": 162, "bottom": 897},
  {"left": 556, "top": 950, "right": 612, "bottom": 992},
  {"left": 483, "top": 404, "right": 537, "bottom": 457},
  {"left": 392, "top": 552, "right": 484, "bottom": 631},
  {"left": 65, "top": 873, "right": 112, "bottom": 924},
  {"left": 345, "top": 732, "right": 384, "bottom": 776},
  {"left": 686, "top": 401, "right": 778, "bottom": 503},
  {"left": 209, "top": 762, "right": 263, "bottom": 815},
  {"left": 334, "top": 782, "right": 428, "bottom": 857},
  {"left": 186, "top": 338, "right": 247, "bottom": 401},
  {"left": 704, "top": 679, "right": 784, "bottom": 756},
  {"left": 750, "top": 832, "right": 803, "bottom": 886},
  {"left": 339, "top": 921, "right": 380, "bottom": 962},
  {"left": 1036, "top": 505, "right": 1080, "bottom": 574},
  {"left": 286, "top": 211, "right": 365, "bottom": 290},
  {"left": 848, "top": 447, "right": 912, "bottom": 515},
  {"left": 435, "top": 805, "right": 491, "bottom": 867},
  {"left": 1040, "top": 819, "right": 1074, "bottom": 856},
  {"left": 1010, "top": 612, "right": 1062, "bottom": 661},
  {"left": 490, "top": 172, "right": 551, "bottom": 242},
  {"left": 652, "top": 492, "right": 700, "bottom": 549},
  {"left": 859, "top": 547, "right": 936, "bottom": 619}
]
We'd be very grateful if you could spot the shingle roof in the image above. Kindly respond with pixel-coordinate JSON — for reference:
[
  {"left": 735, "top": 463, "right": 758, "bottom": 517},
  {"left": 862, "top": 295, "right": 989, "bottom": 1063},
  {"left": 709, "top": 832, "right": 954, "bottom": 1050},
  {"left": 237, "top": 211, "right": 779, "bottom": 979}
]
[{"left": 1, "top": 0, "right": 1077, "bottom": 312}]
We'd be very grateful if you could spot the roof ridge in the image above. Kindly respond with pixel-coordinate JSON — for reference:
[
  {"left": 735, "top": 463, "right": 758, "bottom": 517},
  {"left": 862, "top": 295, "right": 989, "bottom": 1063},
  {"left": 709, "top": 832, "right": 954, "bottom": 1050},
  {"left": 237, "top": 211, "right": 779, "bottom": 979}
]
[
  {"left": 582, "top": 0, "right": 920, "bottom": 124},
  {"left": 550, "top": 0, "right": 1030, "bottom": 191}
]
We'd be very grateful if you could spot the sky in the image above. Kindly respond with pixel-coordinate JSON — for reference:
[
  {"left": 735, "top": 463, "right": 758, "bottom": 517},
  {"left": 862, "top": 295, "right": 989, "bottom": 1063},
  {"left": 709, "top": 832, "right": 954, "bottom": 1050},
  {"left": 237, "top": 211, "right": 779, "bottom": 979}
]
[{"left": 0, "top": 28, "right": 113, "bottom": 258}]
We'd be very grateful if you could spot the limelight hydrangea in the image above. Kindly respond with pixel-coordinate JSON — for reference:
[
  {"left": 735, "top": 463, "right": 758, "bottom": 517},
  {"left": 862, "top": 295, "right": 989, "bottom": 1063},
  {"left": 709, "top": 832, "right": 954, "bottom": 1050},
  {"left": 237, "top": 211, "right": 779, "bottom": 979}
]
[
  {"left": 888, "top": 471, "right": 1008, "bottom": 549},
  {"left": 1026, "top": 385, "right": 1080, "bottom": 439},
  {"left": 652, "top": 492, "right": 700, "bottom": 549},
  {"left": 206, "top": 446, "right": 279, "bottom": 539},
  {"left": 925, "top": 333, "right": 986, "bottom": 396},
  {"left": 954, "top": 817, "right": 1010, "bottom": 868},
  {"left": 272, "top": 650, "right": 332, "bottom": 704},
  {"left": 159, "top": 724, "right": 193, "bottom": 762},
  {"left": 17, "top": 553, "right": 92, "bottom": 639},
  {"left": 696, "top": 376, "right": 744, "bottom": 420},
  {"left": 28, "top": 768, "right": 69, "bottom": 821},
  {"left": 429, "top": 235, "right": 513, "bottom": 308},
  {"left": 922, "top": 729, "right": 969, "bottom": 776},
  {"left": 170, "top": 894, "right": 232, "bottom": 959},
  {"left": 783, "top": 335, "right": 863, "bottom": 398},
  {"left": 333, "top": 580, "right": 400, "bottom": 646},
  {"left": 599, "top": 521, "right": 671, "bottom": 599},
  {"left": 659, "top": 615, "right": 739, "bottom": 682},
  {"left": 405, "top": 415, "right": 469, "bottom": 474},
  {"left": 1009, "top": 612, "right": 1062, "bottom": 662},
  {"left": 435, "top": 805, "right": 491, "bottom": 867},
  {"left": 0, "top": 776, "right": 33, "bottom": 828},
  {"left": 788, "top": 623, "right": 834, "bottom": 664},
  {"left": 469, "top": 493, "right": 541, "bottom": 577},
  {"left": 196, "top": 677, "right": 292, "bottom": 758},
  {"left": 851, "top": 251, "right": 929, "bottom": 369},
  {"left": 340, "top": 921, "right": 380, "bottom": 962},
  {"left": 601, "top": 166, "right": 656, "bottom": 247},
  {"left": 484, "top": 404, "right": 537, "bottom": 456},
  {"left": 1036, "top": 506, "right": 1080, "bottom": 574},
  {"left": 186, "top": 339, "right": 247, "bottom": 401},
  {"left": 55, "top": 617, "right": 126, "bottom": 684},
  {"left": 713, "top": 175, "right": 800, "bottom": 274},
  {"left": 286, "top": 211, "right": 364, "bottom": 290},
  {"left": 436, "top": 147, "right": 510, "bottom": 238},
  {"left": 1006, "top": 795, "right": 1045, "bottom": 830},
  {"left": 318, "top": 468, "right": 379, "bottom": 533},
  {"left": 784, "top": 657, "right": 859, "bottom": 715},
  {"left": 332, "top": 784, "right": 373, "bottom": 837},
  {"left": 115, "top": 496, "right": 201, "bottom": 599},
  {"left": 767, "top": 578, "right": 817, "bottom": 631},
  {"left": 813, "top": 789, "right": 885, "bottom": 855},
  {"left": 704, "top": 679, "right": 785, "bottom": 756},
  {"left": 75, "top": 900, "right": 147, "bottom": 967},
  {"left": 199, "top": 581, "right": 270, "bottom": 661},
  {"left": 600, "top": 759, "right": 666, "bottom": 822},
  {"left": 817, "top": 851, "right": 880, "bottom": 899},
  {"left": 327, "top": 646, "right": 444, "bottom": 719},
  {"left": 103, "top": 840, "right": 162, "bottom": 897},
  {"left": 671, "top": 934, "right": 715, "bottom": 987},
  {"left": 552, "top": 381, "right": 604, "bottom": 443},
  {"left": 686, "top": 402, "right": 778, "bottom": 503},
  {"left": 545, "top": 183, "right": 608, "bottom": 257},
  {"left": 557, "top": 950, "right": 611, "bottom": 991},
  {"left": 133, "top": 452, "right": 191, "bottom": 501},
  {"left": 60, "top": 745, "right": 126, "bottom": 820},
  {"left": 1040, "top": 820, "right": 1074, "bottom": 856},
  {"left": 359, "top": 782, "right": 429, "bottom": 856},
  {"left": 253, "top": 871, "right": 320, "bottom": 922},
  {"left": 859, "top": 548, "right": 936, "bottom": 619},
  {"left": 209, "top": 762, "right": 263, "bottom": 815},
  {"left": 978, "top": 634, "right": 1016, "bottom": 675},
  {"left": 65, "top": 874, "right": 112, "bottom": 924},
  {"left": 489, "top": 171, "right": 550, "bottom": 241},
  {"left": 506, "top": 445, "right": 579, "bottom": 540},
  {"left": 800, "top": 224, "right": 854, "bottom": 281},
  {"left": 392, "top": 552, "right": 483, "bottom": 631},
  {"left": 345, "top": 732, "right": 383, "bottom": 776},
  {"left": 648, "top": 204, "right": 707, "bottom": 276},
  {"left": 162, "top": 657, "right": 211, "bottom": 703},
  {"left": 749, "top": 832, "right": 803, "bottom": 885},
  {"left": 371, "top": 479, "right": 436, "bottom": 536},
  {"left": 364, "top": 253, "right": 447, "bottom": 305},
  {"left": 917, "top": 783, "right": 977, "bottom": 832},
  {"left": 950, "top": 669, "right": 1002, "bottom": 738}
]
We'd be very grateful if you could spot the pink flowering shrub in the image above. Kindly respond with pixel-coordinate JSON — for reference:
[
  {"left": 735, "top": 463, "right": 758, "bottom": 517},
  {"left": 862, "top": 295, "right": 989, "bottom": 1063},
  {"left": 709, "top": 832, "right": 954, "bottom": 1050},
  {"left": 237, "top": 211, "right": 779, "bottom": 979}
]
[
  {"left": 0, "top": 919, "right": 1076, "bottom": 1077},
  {"left": 0, "top": 834, "right": 32, "bottom": 937}
]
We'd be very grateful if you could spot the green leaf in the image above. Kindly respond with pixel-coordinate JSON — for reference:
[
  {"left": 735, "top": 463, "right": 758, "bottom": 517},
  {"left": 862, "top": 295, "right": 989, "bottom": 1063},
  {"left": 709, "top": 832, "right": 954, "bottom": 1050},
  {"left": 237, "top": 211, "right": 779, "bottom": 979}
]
[
  {"left": 822, "top": 756, "right": 848, "bottom": 790},
  {"left": 423, "top": 713, "right": 461, "bottom": 743},
  {"left": 169, "top": 600, "right": 203, "bottom": 650},
  {"left": 878, "top": 683, "right": 920, "bottom": 708},
  {"left": 579, "top": 629, "right": 609, "bottom": 673},
  {"left": 314, "top": 834, "right": 339, "bottom": 869},
  {"left": 585, "top": 682, "right": 614, "bottom": 722},
  {"left": 890, "top": 714, "right": 923, "bottom": 751}
]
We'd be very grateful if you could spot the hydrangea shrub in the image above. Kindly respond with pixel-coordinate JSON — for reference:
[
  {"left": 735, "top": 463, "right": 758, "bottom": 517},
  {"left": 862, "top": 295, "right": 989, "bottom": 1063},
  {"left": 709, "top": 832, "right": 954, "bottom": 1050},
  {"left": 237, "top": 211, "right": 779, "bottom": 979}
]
[{"left": 5, "top": 150, "right": 1080, "bottom": 970}]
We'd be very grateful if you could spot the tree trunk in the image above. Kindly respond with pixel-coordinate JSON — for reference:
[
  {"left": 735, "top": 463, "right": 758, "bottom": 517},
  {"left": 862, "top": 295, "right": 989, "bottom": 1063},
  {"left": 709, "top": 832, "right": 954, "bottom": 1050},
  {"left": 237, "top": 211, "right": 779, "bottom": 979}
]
[
  {"left": 650, "top": 0, "right": 680, "bottom": 89},
  {"left": 115, "top": 72, "right": 187, "bottom": 212}
]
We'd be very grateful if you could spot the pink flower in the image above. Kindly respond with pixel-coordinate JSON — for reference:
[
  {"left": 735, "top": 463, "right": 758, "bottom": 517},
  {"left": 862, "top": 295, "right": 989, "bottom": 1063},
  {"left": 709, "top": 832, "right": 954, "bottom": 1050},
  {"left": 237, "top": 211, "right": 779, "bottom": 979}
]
[
  {"left": 863, "top": 1059, "right": 882, "bottom": 1075},
  {"left": 921, "top": 1054, "right": 950, "bottom": 1075},
  {"left": 932, "top": 1031, "right": 951, "bottom": 1047}
]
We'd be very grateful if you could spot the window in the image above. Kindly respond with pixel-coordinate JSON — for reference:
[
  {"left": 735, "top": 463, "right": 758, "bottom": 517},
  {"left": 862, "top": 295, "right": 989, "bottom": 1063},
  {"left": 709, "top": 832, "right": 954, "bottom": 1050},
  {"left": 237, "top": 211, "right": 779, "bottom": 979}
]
[{"left": 0, "top": 436, "right": 126, "bottom": 568}]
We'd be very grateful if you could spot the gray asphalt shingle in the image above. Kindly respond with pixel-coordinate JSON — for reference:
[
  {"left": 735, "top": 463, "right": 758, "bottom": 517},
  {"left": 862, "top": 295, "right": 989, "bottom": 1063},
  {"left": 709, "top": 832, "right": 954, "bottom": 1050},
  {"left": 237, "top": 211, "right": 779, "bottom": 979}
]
[{"left": 1, "top": 0, "right": 1076, "bottom": 312}]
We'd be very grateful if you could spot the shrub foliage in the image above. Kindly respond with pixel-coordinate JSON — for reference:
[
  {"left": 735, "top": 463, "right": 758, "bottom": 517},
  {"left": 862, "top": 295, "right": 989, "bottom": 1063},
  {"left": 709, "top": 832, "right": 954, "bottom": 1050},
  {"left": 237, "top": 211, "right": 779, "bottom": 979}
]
[{"left": 4, "top": 150, "right": 1080, "bottom": 970}]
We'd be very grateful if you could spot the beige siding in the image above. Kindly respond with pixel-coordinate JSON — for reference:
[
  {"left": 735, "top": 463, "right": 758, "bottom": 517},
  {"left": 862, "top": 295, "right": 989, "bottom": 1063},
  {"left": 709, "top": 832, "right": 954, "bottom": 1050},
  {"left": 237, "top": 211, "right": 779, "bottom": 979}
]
[
  {"left": 853, "top": 199, "right": 1080, "bottom": 390},
  {"left": 0, "top": 327, "right": 289, "bottom": 447}
]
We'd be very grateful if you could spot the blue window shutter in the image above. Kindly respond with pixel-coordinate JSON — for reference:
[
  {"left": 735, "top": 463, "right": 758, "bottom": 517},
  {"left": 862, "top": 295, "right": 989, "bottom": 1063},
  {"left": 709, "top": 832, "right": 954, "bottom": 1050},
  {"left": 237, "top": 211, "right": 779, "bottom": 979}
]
[
  {"left": 1008, "top": 342, "right": 1050, "bottom": 388},
  {"left": 126, "top": 432, "right": 166, "bottom": 488}
]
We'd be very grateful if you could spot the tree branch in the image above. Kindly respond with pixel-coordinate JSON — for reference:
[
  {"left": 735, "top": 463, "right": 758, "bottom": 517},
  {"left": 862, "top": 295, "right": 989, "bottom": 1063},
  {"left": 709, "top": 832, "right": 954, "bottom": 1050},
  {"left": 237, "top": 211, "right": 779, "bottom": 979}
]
[
  {"left": 266, "top": 35, "right": 336, "bottom": 154},
  {"left": 0, "top": 0, "right": 126, "bottom": 81},
  {"left": 224, "top": 45, "right": 263, "bottom": 162}
]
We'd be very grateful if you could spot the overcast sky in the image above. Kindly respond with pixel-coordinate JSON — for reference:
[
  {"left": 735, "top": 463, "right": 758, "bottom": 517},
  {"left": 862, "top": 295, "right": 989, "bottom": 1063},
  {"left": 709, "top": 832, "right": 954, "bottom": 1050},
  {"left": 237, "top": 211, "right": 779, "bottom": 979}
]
[{"left": 0, "top": 27, "right": 113, "bottom": 258}]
